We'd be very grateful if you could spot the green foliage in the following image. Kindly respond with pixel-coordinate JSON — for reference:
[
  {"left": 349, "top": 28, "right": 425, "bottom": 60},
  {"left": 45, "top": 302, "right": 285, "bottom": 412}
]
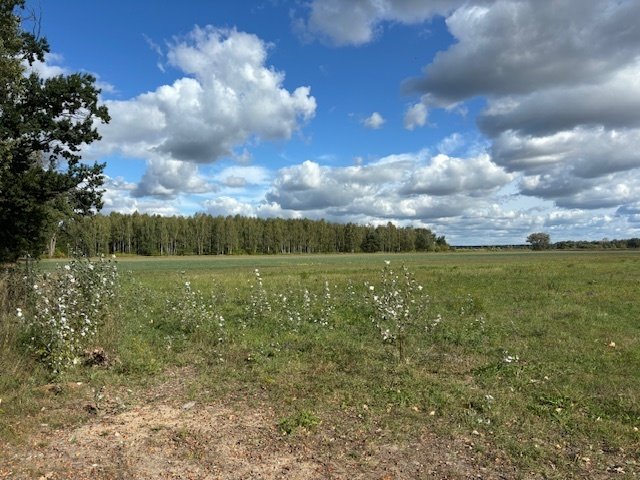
[
  {"left": 526, "top": 232, "right": 551, "bottom": 250},
  {"left": 165, "top": 278, "right": 225, "bottom": 335},
  {"left": 360, "top": 229, "right": 381, "bottom": 253},
  {"left": 56, "top": 212, "right": 448, "bottom": 256},
  {"left": 278, "top": 409, "right": 320, "bottom": 435},
  {"left": 365, "top": 261, "right": 430, "bottom": 360},
  {"left": 0, "top": 0, "right": 109, "bottom": 263},
  {"left": 17, "top": 256, "right": 118, "bottom": 374},
  {"left": 2, "top": 251, "right": 639, "bottom": 477}
]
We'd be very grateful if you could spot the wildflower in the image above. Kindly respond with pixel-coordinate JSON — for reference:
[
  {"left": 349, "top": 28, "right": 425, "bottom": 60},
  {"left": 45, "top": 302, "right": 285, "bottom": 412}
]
[
  {"left": 16, "top": 308, "right": 23, "bottom": 318},
  {"left": 502, "top": 352, "right": 519, "bottom": 363}
]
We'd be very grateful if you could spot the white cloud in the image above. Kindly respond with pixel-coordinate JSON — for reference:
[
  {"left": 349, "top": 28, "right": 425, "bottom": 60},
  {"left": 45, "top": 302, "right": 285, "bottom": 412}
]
[
  {"left": 24, "top": 52, "right": 116, "bottom": 94},
  {"left": 265, "top": 149, "right": 512, "bottom": 219},
  {"left": 437, "top": 133, "right": 464, "bottom": 154},
  {"left": 273, "top": 160, "right": 324, "bottom": 191},
  {"left": 94, "top": 26, "right": 316, "bottom": 198},
  {"left": 617, "top": 202, "right": 640, "bottom": 225},
  {"left": 26, "top": 53, "right": 68, "bottom": 78},
  {"left": 405, "top": 1, "right": 640, "bottom": 103},
  {"left": 298, "top": 0, "right": 467, "bottom": 46},
  {"left": 363, "top": 111, "right": 385, "bottom": 129},
  {"left": 402, "top": 153, "right": 513, "bottom": 196},
  {"left": 217, "top": 165, "right": 270, "bottom": 188},
  {"left": 133, "top": 158, "right": 211, "bottom": 198},
  {"left": 203, "top": 196, "right": 256, "bottom": 217},
  {"left": 393, "top": 0, "right": 640, "bottom": 213},
  {"left": 403, "top": 102, "right": 427, "bottom": 130},
  {"left": 101, "top": 176, "right": 181, "bottom": 216},
  {"left": 493, "top": 127, "right": 640, "bottom": 178}
]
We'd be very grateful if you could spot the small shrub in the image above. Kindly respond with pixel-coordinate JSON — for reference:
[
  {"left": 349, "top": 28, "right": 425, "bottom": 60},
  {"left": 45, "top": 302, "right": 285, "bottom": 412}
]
[
  {"left": 365, "top": 261, "right": 429, "bottom": 360},
  {"left": 166, "top": 280, "right": 225, "bottom": 337},
  {"left": 17, "top": 255, "right": 118, "bottom": 375},
  {"left": 246, "top": 269, "right": 271, "bottom": 324}
]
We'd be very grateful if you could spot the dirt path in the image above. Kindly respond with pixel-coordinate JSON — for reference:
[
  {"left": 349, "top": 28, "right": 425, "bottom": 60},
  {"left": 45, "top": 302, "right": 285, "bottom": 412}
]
[{"left": 1, "top": 369, "right": 516, "bottom": 479}]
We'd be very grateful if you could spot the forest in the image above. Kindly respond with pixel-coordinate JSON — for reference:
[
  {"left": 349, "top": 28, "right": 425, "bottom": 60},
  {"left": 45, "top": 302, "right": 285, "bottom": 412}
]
[{"left": 50, "top": 212, "right": 449, "bottom": 257}]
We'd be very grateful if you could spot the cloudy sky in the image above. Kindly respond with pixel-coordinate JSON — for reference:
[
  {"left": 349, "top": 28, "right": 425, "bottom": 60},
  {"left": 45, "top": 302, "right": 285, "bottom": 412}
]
[{"left": 31, "top": 0, "right": 640, "bottom": 245}]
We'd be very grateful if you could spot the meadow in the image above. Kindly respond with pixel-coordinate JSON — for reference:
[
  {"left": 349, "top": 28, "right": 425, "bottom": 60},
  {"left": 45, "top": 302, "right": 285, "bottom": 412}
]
[{"left": 1, "top": 250, "right": 639, "bottom": 478}]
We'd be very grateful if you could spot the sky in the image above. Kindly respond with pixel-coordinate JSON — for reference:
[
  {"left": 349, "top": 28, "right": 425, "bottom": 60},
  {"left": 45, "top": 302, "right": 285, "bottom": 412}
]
[{"left": 26, "top": 0, "right": 640, "bottom": 245}]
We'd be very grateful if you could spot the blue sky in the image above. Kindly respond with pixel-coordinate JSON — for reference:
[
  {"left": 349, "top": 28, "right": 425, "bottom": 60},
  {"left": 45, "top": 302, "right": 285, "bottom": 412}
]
[{"left": 28, "top": 0, "right": 640, "bottom": 245}]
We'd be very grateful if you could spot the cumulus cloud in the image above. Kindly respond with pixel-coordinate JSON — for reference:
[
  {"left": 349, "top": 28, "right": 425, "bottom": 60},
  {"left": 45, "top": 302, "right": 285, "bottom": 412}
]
[
  {"left": 617, "top": 202, "right": 640, "bottom": 225},
  {"left": 404, "top": 1, "right": 640, "bottom": 103},
  {"left": 394, "top": 0, "right": 640, "bottom": 211},
  {"left": 95, "top": 26, "right": 316, "bottom": 198},
  {"left": 101, "top": 176, "right": 181, "bottom": 216},
  {"left": 363, "top": 111, "right": 385, "bottom": 129},
  {"left": 493, "top": 127, "right": 640, "bottom": 178},
  {"left": 519, "top": 168, "right": 640, "bottom": 210},
  {"left": 133, "top": 158, "right": 211, "bottom": 198},
  {"left": 401, "top": 153, "right": 513, "bottom": 196},
  {"left": 265, "top": 150, "right": 512, "bottom": 222},
  {"left": 298, "top": 0, "right": 467, "bottom": 45},
  {"left": 25, "top": 52, "right": 115, "bottom": 93},
  {"left": 257, "top": 149, "right": 638, "bottom": 244},
  {"left": 403, "top": 102, "right": 428, "bottom": 130},
  {"left": 478, "top": 62, "right": 640, "bottom": 138},
  {"left": 217, "top": 165, "right": 270, "bottom": 188},
  {"left": 437, "top": 133, "right": 464, "bottom": 154},
  {"left": 26, "top": 52, "right": 68, "bottom": 78},
  {"left": 203, "top": 196, "right": 256, "bottom": 217}
]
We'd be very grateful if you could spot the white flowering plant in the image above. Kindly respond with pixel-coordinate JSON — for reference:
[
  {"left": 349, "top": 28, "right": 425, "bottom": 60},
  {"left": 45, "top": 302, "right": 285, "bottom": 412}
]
[
  {"left": 365, "top": 261, "right": 428, "bottom": 360},
  {"left": 267, "top": 278, "right": 336, "bottom": 331},
  {"left": 19, "top": 255, "right": 119, "bottom": 375},
  {"left": 165, "top": 279, "right": 225, "bottom": 338},
  {"left": 245, "top": 269, "right": 272, "bottom": 324}
]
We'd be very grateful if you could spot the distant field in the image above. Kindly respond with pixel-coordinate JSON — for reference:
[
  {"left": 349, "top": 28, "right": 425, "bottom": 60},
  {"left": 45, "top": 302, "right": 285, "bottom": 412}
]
[
  {"left": 4, "top": 250, "right": 639, "bottom": 478},
  {"left": 42, "top": 248, "right": 637, "bottom": 272}
]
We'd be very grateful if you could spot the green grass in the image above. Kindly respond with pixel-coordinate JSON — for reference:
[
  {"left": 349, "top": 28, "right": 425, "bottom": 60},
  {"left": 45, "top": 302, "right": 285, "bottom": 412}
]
[{"left": 2, "top": 250, "right": 640, "bottom": 476}]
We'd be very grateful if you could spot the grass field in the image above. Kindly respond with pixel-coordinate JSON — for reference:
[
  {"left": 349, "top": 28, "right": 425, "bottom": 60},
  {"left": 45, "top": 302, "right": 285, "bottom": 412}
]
[{"left": 1, "top": 250, "right": 639, "bottom": 478}]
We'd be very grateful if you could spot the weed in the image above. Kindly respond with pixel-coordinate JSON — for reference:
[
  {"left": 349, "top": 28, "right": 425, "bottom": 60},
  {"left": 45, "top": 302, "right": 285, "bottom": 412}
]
[
  {"left": 246, "top": 269, "right": 271, "bottom": 324},
  {"left": 365, "top": 261, "right": 429, "bottom": 360},
  {"left": 165, "top": 279, "right": 225, "bottom": 337},
  {"left": 17, "top": 256, "right": 118, "bottom": 375},
  {"left": 278, "top": 409, "right": 320, "bottom": 435}
]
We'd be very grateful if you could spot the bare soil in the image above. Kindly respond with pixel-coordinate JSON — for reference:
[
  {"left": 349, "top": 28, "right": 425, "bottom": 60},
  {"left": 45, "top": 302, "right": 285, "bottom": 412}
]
[{"left": 0, "top": 368, "right": 525, "bottom": 479}]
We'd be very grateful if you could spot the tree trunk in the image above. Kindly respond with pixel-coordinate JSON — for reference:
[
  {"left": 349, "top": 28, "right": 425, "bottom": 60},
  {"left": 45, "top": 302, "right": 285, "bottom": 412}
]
[{"left": 48, "top": 233, "right": 57, "bottom": 258}]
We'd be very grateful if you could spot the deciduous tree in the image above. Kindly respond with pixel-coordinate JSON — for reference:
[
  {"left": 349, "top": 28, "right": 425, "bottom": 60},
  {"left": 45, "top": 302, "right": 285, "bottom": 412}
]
[
  {"left": 0, "top": 0, "right": 109, "bottom": 262},
  {"left": 526, "top": 232, "right": 551, "bottom": 250}
]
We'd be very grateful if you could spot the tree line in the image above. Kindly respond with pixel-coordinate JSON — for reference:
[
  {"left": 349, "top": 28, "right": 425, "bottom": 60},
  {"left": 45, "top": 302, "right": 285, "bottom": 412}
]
[
  {"left": 52, "top": 212, "right": 449, "bottom": 257},
  {"left": 526, "top": 232, "right": 640, "bottom": 250},
  {"left": 554, "top": 238, "right": 640, "bottom": 250}
]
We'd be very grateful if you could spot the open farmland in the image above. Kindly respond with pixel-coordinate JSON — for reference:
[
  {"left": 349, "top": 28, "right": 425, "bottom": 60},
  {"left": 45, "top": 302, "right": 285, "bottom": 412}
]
[{"left": 1, "top": 251, "right": 639, "bottom": 479}]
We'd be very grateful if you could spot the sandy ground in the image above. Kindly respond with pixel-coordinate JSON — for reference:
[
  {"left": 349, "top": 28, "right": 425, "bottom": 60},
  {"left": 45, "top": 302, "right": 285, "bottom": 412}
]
[{"left": 1, "top": 367, "right": 604, "bottom": 479}]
